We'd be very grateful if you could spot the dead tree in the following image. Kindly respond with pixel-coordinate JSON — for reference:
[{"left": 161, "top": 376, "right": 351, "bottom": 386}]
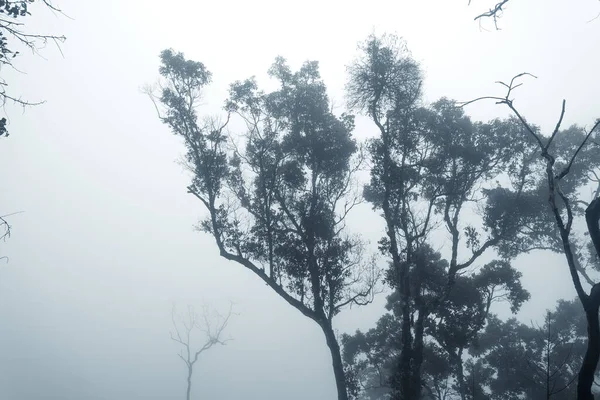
[
  {"left": 170, "top": 303, "right": 234, "bottom": 400},
  {"left": 462, "top": 73, "right": 600, "bottom": 399}
]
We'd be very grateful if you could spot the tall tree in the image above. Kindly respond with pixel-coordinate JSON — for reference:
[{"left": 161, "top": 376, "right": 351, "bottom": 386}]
[
  {"left": 153, "top": 49, "right": 378, "bottom": 400},
  {"left": 345, "top": 33, "right": 539, "bottom": 400},
  {"left": 0, "top": 0, "right": 66, "bottom": 137},
  {"left": 462, "top": 73, "right": 600, "bottom": 399}
]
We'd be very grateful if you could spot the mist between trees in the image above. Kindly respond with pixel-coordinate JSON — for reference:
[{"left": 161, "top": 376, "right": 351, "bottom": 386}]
[{"left": 145, "top": 31, "right": 600, "bottom": 400}]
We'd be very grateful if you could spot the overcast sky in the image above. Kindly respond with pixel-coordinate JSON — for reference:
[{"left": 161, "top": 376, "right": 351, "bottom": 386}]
[{"left": 0, "top": 0, "right": 599, "bottom": 399}]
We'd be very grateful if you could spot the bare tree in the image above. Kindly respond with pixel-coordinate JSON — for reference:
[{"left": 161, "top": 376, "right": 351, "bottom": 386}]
[
  {"left": 462, "top": 73, "right": 600, "bottom": 400},
  {"left": 170, "top": 303, "right": 234, "bottom": 400}
]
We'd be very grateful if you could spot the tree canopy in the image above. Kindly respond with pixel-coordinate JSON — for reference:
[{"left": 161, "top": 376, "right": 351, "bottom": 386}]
[
  {"left": 154, "top": 48, "right": 379, "bottom": 400},
  {"left": 151, "top": 32, "right": 600, "bottom": 400}
]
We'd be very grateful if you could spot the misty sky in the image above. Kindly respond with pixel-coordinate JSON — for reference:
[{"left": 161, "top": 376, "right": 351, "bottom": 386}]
[{"left": 1, "top": 0, "right": 599, "bottom": 399}]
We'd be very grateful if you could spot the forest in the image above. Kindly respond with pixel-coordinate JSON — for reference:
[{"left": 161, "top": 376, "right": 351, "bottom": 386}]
[{"left": 1, "top": 1, "right": 600, "bottom": 400}]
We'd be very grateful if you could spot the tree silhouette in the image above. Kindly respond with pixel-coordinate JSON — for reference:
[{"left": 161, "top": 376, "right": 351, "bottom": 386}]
[
  {"left": 152, "top": 49, "right": 379, "bottom": 400},
  {"left": 462, "top": 73, "right": 600, "bottom": 399},
  {"left": 345, "top": 33, "right": 541, "bottom": 400},
  {"left": 472, "top": 299, "right": 587, "bottom": 399}
]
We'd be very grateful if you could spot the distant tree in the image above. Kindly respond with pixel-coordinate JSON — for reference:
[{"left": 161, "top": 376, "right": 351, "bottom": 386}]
[
  {"left": 473, "top": 299, "right": 587, "bottom": 399},
  {"left": 430, "top": 260, "right": 529, "bottom": 399},
  {"left": 152, "top": 49, "right": 379, "bottom": 400},
  {"left": 345, "top": 33, "right": 540, "bottom": 400},
  {"left": 0, "top": 0, "right": 66, "bottom": 137},
  {"left": 342, "top": 249, "right": 529, "bottom": 400},
  {"left": 529, "top": 306, "right": 583, "bottom": 399},
  {"left": 462, "top": 73, "right": 600, "bottom": 399},
  {"left": 170, "top": 304, "right": 234, "bottom": 400}
]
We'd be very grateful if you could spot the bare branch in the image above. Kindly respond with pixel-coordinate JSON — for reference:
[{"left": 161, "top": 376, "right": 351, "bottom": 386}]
[
  {"left": 472, "top": 0, "right": 511, "bottom": 30},
  {"left": 545, "top": 99, "right": 566, "bottom": 152},
  {"left": 557, "top": 119, "right": 600, "bottom": 181}
]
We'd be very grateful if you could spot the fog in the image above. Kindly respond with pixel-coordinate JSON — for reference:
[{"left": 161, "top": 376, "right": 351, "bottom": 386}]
[{"left": 0, "top": 0, "right": 599, "bottom": 399}]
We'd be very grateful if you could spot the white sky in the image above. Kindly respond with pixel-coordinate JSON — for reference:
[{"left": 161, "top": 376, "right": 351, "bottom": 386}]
[{"left": 0, "top": 0, "right": 599, "bottom": 399}]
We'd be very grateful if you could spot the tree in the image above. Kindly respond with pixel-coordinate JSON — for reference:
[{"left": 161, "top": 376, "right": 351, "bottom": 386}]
[
  {"left": 152, "top": 49, "right": 379, "bottom": 400},
  {"left": 170, "top": 304, "right": 234, "bottom": 400},
  {"left": 430, "top": 260, "right": 529, "bottom": 400},
  {"left": 462, "top": 73, "right": 600, "bottom": 399},
  {"left": 342, "top": 250, "right": 529, "bottom": 400},
  {"left": 0, "top": 0, "right": 66, "bottom": 137},
  {"left": 345, "top": 33, "right": 540, "bottom": 400},
  {"left": 473, "top": 299, "right": 587, "bottom": 399},
  {"left": 530, "top": 305, "right": 584, "bottom": 399}
]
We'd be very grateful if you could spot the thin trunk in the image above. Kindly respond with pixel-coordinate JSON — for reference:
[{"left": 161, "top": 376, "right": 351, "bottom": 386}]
[
  {"left": 577, "top": 295, "right": 600, "bottom": 400},
  {"left": 454, "top": 348, "right": 467, "bottom": 400},
  {"left": 471, "top": 364, "right": 476, "bottom": 400},
  {"left": 409, "top": 305, "right": 427, "bottom": 400},
  {"left": 186, "top": 365, "right": 193, "bottom": 400},
  {"left": 546, "top": 312, "right": 551, "bottom": 400},
  {"left": 322, "top": 321, "right": 349, "bottom": 400},
  {"left": 399, "top": 287, "right": 413, "bottom": 399}
]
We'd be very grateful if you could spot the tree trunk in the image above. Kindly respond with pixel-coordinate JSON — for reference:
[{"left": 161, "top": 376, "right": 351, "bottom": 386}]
[
  {"left": 186, "top": 365, "right": 193, "bottom": 400},
  {"left": 398, "top": 293, "right": 413, "bottom": 400},
  {"left": 577, "top": 291, "right": 600, "bottom": 400},
  {"left": 455, "top": 348, "right": 467, "bottom": 400},
  {"left": 578, "top": 199, "right": 600, "bottom": 400},
  {"left": 409, "top": 308, "right": 427, "bottom": 400},
  {"left": 321, "top": 321, "right": 349, "bottom": 400}
]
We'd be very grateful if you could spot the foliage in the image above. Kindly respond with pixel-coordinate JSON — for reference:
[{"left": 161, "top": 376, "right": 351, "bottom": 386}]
[
  {"left": 462, "top": 72, "right": 600, "bottom": 398},
  {"left": 152, "top": 33, "right": 600, "bottom": 400},
  {"left": 473, "top": 299, "right": 586, "bottom": 399},
  {"left": 345, "top": 33, "right": 542, "bottom": 400},
  {"left": 342, "top": 247, "right": 529, "bottom": 400},
  {"left": 345, "top": 296, "right": 588, "bottom": 400}
]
